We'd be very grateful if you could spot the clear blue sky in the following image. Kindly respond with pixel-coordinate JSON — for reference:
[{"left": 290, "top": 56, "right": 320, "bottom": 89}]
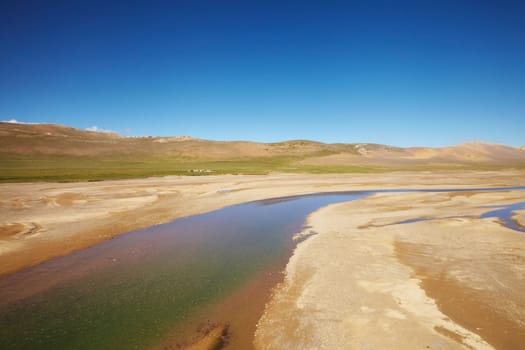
[{"left": 1, "top": 0, "right": 524, "bottom": 146}]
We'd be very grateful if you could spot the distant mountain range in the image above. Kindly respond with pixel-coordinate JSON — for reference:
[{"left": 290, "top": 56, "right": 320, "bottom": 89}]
[
  {"left": 0, "top": 122, "right": 525, "bottom": 182},
  {"left": 2, "top": 122, "right": 524, "bottom": 165}
]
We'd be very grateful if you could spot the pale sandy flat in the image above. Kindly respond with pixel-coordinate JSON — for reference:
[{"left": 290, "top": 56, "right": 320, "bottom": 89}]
[
  {"left": 2, "top": 171, "right": 523, "bottom": 276},
  {"left": 255, "top": 190, "right": 525, "bottom": 349}
]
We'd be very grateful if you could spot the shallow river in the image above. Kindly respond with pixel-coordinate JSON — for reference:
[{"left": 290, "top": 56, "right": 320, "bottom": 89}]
[{"left": 0, "top": 188, "right": 523, "bottom": 349}]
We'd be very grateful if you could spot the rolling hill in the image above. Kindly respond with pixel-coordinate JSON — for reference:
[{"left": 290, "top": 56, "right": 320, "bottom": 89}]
[{"left": 1, "top": 122, "right": 524, "bottom": 182}]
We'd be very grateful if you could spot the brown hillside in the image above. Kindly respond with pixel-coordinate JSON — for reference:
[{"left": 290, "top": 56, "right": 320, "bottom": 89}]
[
  {"left": 301, "top": 142, "right": 525, "bottom": 167},
  {"left": 1, "top": 122, "right": 524, "bottom": 167},
  {"left": 0, "top": 122, "right": 338, "bottom": 160}
]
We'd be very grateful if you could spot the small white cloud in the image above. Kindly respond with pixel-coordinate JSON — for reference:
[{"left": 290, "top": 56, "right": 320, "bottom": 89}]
[
  {"left": 2, "top": 119, "right": 41, "bottom": 124},
  {"left": 86, "top": 125, "right": 113, "bottom": 133}
]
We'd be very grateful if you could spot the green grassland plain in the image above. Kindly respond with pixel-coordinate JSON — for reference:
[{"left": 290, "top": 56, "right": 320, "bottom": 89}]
[{"left": 2, "top": 154, "right": 523, "bottom": 183}]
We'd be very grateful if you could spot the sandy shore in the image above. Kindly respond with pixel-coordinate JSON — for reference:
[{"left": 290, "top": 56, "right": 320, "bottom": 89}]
[
  {"left": 513, "top": 209, "right": 525, "bottom": 227},
  {"left": 255, "top": 190, "right": 525, "bottom": 349},
  {"left": 2, "top": 171, "right": 524, "bottom": 277}
]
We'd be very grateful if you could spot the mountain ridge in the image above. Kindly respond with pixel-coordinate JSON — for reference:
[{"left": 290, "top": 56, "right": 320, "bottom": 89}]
[
  {"left": 1, "top": 122, "right": 524, "bottom": 182},
  {"left": 1, "top": 121, "right": 523, "bottom": 153}
]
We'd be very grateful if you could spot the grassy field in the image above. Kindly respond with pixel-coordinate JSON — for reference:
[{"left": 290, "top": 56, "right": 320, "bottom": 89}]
[
  {"left": 2, "top": 155, "right": 522, "bottom": 183},
  {"left": 0, "top": 156, "right": 381, "bottom": 182}
]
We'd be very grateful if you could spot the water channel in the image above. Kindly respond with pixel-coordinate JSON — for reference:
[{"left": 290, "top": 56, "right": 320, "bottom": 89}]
[{"left": 0, "top": 187, "right": 523, "bottom": 349}]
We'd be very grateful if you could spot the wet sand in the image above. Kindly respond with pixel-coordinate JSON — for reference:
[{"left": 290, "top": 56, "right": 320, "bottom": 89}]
[
  {"left": 513, "top": 209, "right": 525, "bottom": 227},
  {"left": 2, "top": 171, "right": 525, "bottom": 277},
  {"left": 255, "top": 190, "right": 525, "bottom": 349},
  {"left": 153, "top": 260, "right": 286, "bottom": 350}
]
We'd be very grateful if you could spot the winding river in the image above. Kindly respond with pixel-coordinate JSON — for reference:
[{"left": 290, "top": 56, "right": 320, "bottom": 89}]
[{"left": 0, "top": 187, "right": 524, "bottom": 349}]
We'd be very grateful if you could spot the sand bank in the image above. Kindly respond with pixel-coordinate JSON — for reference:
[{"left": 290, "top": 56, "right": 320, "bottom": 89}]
[
  {"left": 513, "top": 209, "right": 525, "bottom": 227},
  {"left": 255, "top": 190, "right": 525, "bottom": 349},
  {"left": 2, "top": 171, "right": 524, "bottom": 276}
]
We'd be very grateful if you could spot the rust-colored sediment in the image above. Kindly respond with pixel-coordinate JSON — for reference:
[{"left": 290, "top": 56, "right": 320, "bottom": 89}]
[
  {"left": 434, "top": 326, "right": 469, "bottom": 348},
  {"left": 183, "top": 324, "right": 228, "bottom": 350},
  {"left": 153, "top": 259, "right": 289, "bottom": 350},
  {"left": 395, "top": 241, "right": 525, "bottom": 350},
  {"left": 0, "top": 223, "right": 28, "bottom": 239},
  {"left": 0, "top": 222, "right": 41, "bottom": 239}
]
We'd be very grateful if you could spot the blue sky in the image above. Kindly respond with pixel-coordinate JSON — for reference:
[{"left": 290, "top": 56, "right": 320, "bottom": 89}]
[{"left": 1, "top": 0, "right": 524, "bottom": 146}]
